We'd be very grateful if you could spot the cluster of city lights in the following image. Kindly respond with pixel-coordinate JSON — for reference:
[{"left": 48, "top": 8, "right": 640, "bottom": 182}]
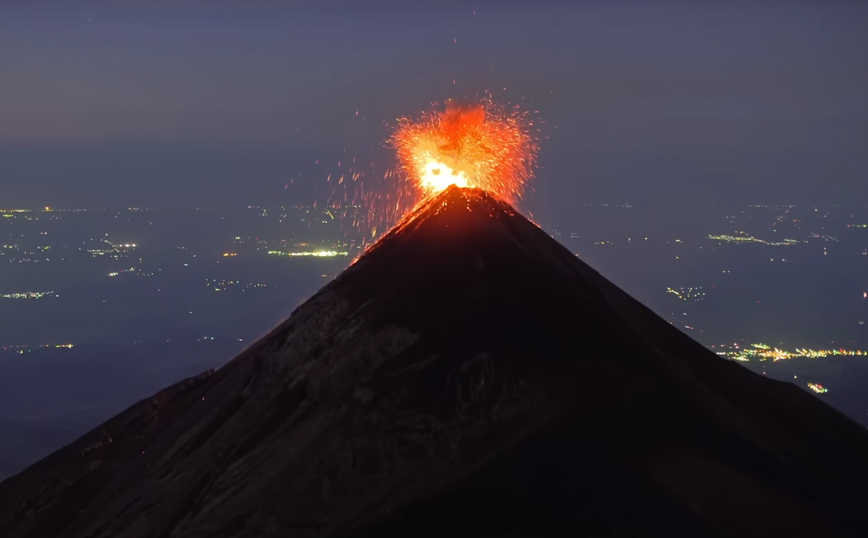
[
  {"left": 1, "top": 343, "right": 74, "bottom": 354},
  {"left": 1, "top": 291, "right": 56, "bottom": 300},
  {"left": 108, "top": 267, "right": 136, "bottom": 277},
  {"left": 717, "top": 342, "right": 867, "bottom": 362},
  {"left": 707, "top": 234, "right": 802, "bottom": 246},
  {"left": 809, "top": 233, "right": 839, "bottom": 243},
  {"left": 107, "top": 267, "right": 152, "bottom": 277},
  {"left": 88, "top": 239, "right": 138, "bottom": 259},
  {"left": 807, "top": 383, "right": 829, "bottom": 394},
  {"left": 666, "top": 287, "right": 706, "bottom": 302},
  {"left": 267, "top": 250, "right": 348, "bottom": 257},
  {"left": 204, "top": 279, "right": 268, "bottom": 292}
]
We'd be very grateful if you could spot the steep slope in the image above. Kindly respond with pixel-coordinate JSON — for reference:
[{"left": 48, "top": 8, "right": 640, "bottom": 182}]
[{"left": 2, "top": 186, "right": 868, "bottom": 538}]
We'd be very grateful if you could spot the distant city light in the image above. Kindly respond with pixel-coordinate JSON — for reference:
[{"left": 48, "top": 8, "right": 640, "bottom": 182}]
[
  {"left": 666, "top": 287, "right": 706, "bottom": 302},
  {"left": 1, "top": 343, "right": 73, "bottom": 354},
  {"left": 204, "top": 279, "right": 267, "bottom": 292},
  {"left": 707, "top": 233, "right": 802, "bottom": 246},
  {"left": 88, "top": 239, "right": 138, "bottom": 258},
  {"left": 718, "top": 342, "right": 868, "bottom": 362},
  {"left": 267, "top": 250, "right": 348, "bottom": 257},
  {"left": 107, "top": 267, "right": 150, "bottom": 277},
  {"left": 807, "top": 383, "right": 828, "bottom": 394},
  {"left": 1, "top": 291, "right": 55, "bottom": 299}
]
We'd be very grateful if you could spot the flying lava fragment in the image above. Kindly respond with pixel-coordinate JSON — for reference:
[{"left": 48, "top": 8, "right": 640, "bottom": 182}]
[
  {"left": 391, "top": 98, "right": 538, "bottom": 206},
  {"left": 331, "top": 98, "right": 539, "bottom": 250}
]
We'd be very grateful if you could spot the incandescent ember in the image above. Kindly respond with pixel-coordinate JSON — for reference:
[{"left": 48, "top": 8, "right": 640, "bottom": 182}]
[{"left": 391, "top": 99, "right": 539, "bottom": 206}]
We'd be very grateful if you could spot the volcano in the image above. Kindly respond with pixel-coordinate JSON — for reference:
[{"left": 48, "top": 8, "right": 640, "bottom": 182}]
[{"left": 2, "top": 186, "right": 868, "bottom": 538}]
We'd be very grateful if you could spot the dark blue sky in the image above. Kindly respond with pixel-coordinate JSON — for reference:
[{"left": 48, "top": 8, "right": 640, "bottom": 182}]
[{"left": 1, "top": 1, "right": 866, "bottom": 217}]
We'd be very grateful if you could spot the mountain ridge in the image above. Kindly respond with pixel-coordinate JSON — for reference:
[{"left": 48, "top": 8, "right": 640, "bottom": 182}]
[{"left": 2, "top": 186, "right": 868, "bottom": 537}]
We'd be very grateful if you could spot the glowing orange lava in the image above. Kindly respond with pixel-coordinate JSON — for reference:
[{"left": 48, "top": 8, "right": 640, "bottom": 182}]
[
  {"left": 391, "top": 99, "right": 538, "bottom": 206},
  {"left": 327, "top": 98, "right": 540, "bottom": 252}
]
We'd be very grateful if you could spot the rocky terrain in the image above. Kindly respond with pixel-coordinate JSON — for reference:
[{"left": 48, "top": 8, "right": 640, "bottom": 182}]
[{"left": 2, "top": 186, "right": 868, "bottom": 537}]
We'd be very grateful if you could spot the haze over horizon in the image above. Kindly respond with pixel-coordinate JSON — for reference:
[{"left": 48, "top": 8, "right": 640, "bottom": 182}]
[
  {"left": 2, "top": 1, "right": 867, "bottom": 214},
  {"left": 3, "top": 4, "right": 868, "bottom": 536}
]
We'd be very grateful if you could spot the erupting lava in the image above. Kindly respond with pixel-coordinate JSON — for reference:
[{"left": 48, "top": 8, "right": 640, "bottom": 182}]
[
  {"left": 328, "top": 98, "right": 539, "bottom": 249},
  {"left": 391, "top": 99, "right": 538, "bottom": 206}
]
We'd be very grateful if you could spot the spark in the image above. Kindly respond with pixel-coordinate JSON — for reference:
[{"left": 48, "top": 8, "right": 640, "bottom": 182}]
[
  {"left": 391, "top": 98, "right": 538, "bottom": 206},
  {"left": 328, "top": 98, "right": 539, "bottom": 250}
]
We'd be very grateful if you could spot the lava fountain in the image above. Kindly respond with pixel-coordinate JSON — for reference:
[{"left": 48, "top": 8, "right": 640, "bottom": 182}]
[
  {"left": 333, "top": 99, "right": 539, "bottom": 251},
  {"left": 391, "top": 99, "right": 539, "bottom": 206}
]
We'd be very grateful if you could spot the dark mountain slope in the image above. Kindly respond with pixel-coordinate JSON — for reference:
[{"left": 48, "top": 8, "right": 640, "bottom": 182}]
[{"left": 1, "top": 186, "right": 867, "bottom": 538}]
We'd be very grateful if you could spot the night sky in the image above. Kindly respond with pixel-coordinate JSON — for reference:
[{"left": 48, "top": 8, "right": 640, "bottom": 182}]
[{"left": 1, "top": 1, "right": 867, "bottom": 216}]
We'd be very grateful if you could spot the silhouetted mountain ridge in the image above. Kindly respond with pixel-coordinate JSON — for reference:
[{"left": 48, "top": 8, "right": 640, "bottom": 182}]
[{"left": 1, "top": 186, "right": 868, "bottom": 538}]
